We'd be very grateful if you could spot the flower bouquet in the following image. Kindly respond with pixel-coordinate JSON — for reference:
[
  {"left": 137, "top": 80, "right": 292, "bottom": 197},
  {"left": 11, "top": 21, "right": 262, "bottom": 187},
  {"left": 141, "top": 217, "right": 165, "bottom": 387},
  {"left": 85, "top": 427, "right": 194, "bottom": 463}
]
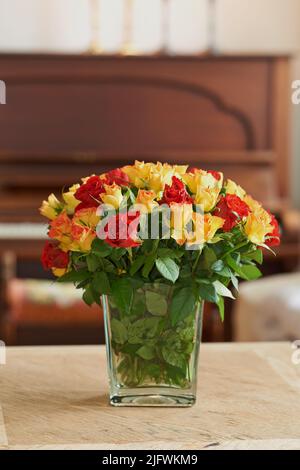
[{"left": 40, "top": 161, "right": 280, "bottom": 407}]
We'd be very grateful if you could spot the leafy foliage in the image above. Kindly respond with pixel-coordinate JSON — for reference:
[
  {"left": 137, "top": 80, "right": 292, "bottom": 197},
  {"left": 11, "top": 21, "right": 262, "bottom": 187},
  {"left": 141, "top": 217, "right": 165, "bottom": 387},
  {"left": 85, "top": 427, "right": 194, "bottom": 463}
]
[
  {"left": 108, "top": 284, "right": 201, "bottom": 387},
  {"left": 59, "top": 231, "right": 264, "bottom": 322}
]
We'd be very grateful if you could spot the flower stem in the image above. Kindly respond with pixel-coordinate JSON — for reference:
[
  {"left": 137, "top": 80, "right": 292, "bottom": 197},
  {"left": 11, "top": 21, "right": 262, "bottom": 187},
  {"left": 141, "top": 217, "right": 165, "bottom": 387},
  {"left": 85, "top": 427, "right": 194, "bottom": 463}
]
[
  {"left": 192, "top": 249, "right": 202, "bottom": 273},
  {"left": 127, "top": 247, "right": 133, "bottom": 264},
  {"left": 221, "top": 241, "right": 249, "bottom": 260}
]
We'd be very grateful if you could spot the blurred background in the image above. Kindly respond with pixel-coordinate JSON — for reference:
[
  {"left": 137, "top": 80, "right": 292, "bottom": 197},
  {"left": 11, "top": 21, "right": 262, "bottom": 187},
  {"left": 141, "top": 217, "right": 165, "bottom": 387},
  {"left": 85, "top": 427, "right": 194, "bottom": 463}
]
[{"left": 0, "top": 0, "right": 300, "bottom": 346}]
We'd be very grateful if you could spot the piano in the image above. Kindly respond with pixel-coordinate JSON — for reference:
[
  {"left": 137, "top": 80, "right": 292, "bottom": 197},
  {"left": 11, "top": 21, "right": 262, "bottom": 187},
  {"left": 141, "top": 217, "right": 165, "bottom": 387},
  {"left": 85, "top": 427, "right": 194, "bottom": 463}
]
[{"left": 0, "top": 53, "right": 298, "bottom": 343}]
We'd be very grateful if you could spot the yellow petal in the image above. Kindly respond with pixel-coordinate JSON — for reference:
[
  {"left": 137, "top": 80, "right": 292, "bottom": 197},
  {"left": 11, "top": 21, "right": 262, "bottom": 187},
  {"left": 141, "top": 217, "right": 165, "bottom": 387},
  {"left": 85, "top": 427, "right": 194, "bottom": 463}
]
[
  {"left": 101, "top": 184, "right": 124, "bottom": 209},
  {"left": 52, "top": 268, "right": 67, "bottom": 277},
  {"left": 226, "top": 179, "right": 246, "bottom": 199}
]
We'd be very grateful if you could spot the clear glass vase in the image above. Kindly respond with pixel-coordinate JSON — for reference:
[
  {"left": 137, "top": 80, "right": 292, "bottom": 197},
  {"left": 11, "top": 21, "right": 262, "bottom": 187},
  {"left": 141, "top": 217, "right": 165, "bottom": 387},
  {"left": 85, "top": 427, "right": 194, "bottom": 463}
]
[{"left": 102, "top": 282, "right": 203, "bottom": 407}]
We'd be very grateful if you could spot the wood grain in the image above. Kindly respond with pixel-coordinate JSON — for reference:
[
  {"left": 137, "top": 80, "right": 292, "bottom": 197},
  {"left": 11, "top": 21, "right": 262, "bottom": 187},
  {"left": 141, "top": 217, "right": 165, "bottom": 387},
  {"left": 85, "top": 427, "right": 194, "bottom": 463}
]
[
  {"left": 0, "top": 54, "right": 290, "bottom": 223},
  {"left": 0, "top": 343, "right": 299, "bottom": 450}
]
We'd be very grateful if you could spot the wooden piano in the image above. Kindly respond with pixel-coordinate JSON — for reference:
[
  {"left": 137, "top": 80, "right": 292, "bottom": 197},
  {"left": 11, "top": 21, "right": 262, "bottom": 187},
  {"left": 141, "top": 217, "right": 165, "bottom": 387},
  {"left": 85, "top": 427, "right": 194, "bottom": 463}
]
[{"left": 0, "top": 53, "right": 298, "bottom": 343}]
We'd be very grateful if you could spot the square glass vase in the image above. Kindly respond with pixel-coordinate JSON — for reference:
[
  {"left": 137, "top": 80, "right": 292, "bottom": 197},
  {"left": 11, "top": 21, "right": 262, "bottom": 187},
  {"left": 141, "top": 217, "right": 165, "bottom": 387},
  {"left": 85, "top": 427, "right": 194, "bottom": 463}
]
[{"left": 102, "top": 282, "right": 203, "bottom": 407}]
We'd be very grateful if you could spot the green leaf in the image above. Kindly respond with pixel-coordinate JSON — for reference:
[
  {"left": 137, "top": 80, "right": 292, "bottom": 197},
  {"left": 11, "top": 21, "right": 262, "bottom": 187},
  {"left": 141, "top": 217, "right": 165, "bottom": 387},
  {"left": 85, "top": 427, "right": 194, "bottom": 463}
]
[
  {"left": 211, "top": 260, "right": 225, "bottom": 273},
  {"left": 226, "top": 255, "right": 248, "bottom": 280},
  {"left": 155, "top": 258, "right": 179, "bottom": 283},
  {"left": 86, "top": 254, "right": 101, "bottom": 272},
  {"left": 213, "top": 280, "right": 235, "bottom": 299},
  {"left": 92, "top": 271, "right": 111, "bottom": 295},
  {"left": 76, "top": 279, "right": 90, "bottom": 290},
  {"left": 128, "top": 317, "right": 161, "bottom": 344},
  {"left": 137, "top": 345, "right": 155, "bottom": 360},
  {"left": 58, "top": 270, "right": 90, "bottom": 284},
  {"left": 230, "top": 273, "right": 239, "bottom": 291},
  {"left": 129, "top": 255, "right": 146, "bottom": 276},
  {"left": 142, "top": 253, "right": 156, "bottom": 278},
  {"left": 243, "top": 249, "right": 263, "bottom": 265},
  {"left": 217, "top": 296, "right": 225, "bottom": 322},
  {"left": 102, "top": 259, "right": 115, "bottom": 273},
  {"left": 111, "top": 278, "right": 133, "bottom": 315},
  {"left": 203, "top": 247, "right": 217, "bottom": 270},
  {"left": 179, "top": 326, "right": 195, "bottom": 343},
  {"left": 111, "top": 318, "right": 128, "bottom": 345},
  {"left": 226, "top": 255, "right": 262, "bottom": 281},
  {"left": 144, "top": 363, "right": 161, "bottom": 379},
  {"left": 239, "top": 265, "right": 262, "bottom": 280},
  {"left": 170, "top": 287, "right": 196, "bottom": 326},
  {"left": 131, "top": 292, "right": 146, "bottom": 316},
  {"left": 145, "top": 291, "right": 168, "bottom": 316},
  {"left": 179, "top": 265, "right": 192, "bottom": 279},
  {"left": 162, "top": 347, "right": 187, "bottom": 372},
  {"left": 157, "top": 248, "right": 183, "bottom": 259},
  {"left": 82, "top": 285, "right": 95, "bottom": 306},
  {"left": 110, "top": 248, "right": 127, "bottom": 261},
  {"left": 165, "top": 364, "right": 187, "bottom": 387},
  {"left": 198, "top": 283, "right": 218, "bottom": 303},
  {"left": 218, "top": 266, "right": 232, "bottom": 278},
  {"left": 91, "top": 238, "right": 113, "bottom": 257},
  {"left": 129, "top": 277, "right": 144, "bottom": 290}
]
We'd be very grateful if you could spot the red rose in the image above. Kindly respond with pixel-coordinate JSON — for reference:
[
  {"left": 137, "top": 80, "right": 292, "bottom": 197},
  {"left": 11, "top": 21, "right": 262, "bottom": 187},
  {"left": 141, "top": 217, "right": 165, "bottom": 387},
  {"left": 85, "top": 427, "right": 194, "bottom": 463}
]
[
  {"left": 265, "top": 214, "right": 281, "bottom": 247},
  {"left": 103, "top": 212, "right": 141, "bottom": 248},
  {"left": 213, "top": 194, "right": 250, "bottom": 232},
  {"left": 103, "top": 168, "right": 130, "bottom": 187},
  {"left": 75, "top": 176, "right": 105, "bottom": 211},
  {"left": 41, "top": 241, "right": 69, "bottom": 270},
  {"left": 160, "top": 176, "right": 193, "bottom": 205},
  {"left": 189, "top": 167, "right": 199, "bottom": 174},
  {"left": 207, "top": 170, "right": 222, "bottom": 181}
]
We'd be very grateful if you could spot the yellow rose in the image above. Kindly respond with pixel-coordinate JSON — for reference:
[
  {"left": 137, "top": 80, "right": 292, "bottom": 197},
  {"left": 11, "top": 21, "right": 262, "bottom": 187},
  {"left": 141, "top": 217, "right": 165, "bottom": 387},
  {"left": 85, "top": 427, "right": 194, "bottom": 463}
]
[
  {"left": 148, "top": 163, "right": 174, "bottom": 192},
  {"left": 186, "top": 213, "right": 224, "bottom": 247},
  {"left": 173, "top": 165, "right": 189, "bottom": 177},
  {"left": 195, "top": 173, "right": 222, "bottom": 212},
  {"left": 170, "top": 203, "right": 193, "bottom": 245},
  {"left": 40, "top": 193, "right": 62, "bottom": 220},
  {"left": 195, "top": 187, "right": 220, "bottom": 213},
  {"left": 100, "top": 184, "right": 124, "bottom": 209},
  {"left": 122, "top": 161, "right": 150, "bottom": 188},
  {"left": 64, "top": 207, "right": 100, "bottom": 252},
  {"left": 135, "top": 189, "right": 159, "bottom": 213},
  {"left": 63, "top": 184, "right": 80, "bottom": 213},
  {"left": 204, "top": 214, "right": 225, "bottom": 242},
  {"left": 68, "top": 230, "right": 96, "bottom": 252},
  {"left": 183, "top": 170, "right": 222, "bottom": 212},
  {"left": 226, "top": 179, "right": 246, "bottom": 199},
  {"left": 182, "top": 172, "right": 198, "bottom": 193},
  {"left": 244, "top": 202, "right": 273, "bottom": 245},
  {"left": 243, "top": 195, "right": 262, "bottom": 212},
  {"left": 72, "top": 207, "right": 100, "bottom": 230},
  {"left": 123, "top": 161, "right": 175, "bottom": 193}
]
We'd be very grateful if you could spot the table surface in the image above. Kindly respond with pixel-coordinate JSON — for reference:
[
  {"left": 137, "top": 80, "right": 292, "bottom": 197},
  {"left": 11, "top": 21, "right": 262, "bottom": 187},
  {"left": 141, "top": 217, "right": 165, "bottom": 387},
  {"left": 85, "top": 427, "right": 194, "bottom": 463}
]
[{"left": 0, "top": 342, "right": 300, "bottom": 450}]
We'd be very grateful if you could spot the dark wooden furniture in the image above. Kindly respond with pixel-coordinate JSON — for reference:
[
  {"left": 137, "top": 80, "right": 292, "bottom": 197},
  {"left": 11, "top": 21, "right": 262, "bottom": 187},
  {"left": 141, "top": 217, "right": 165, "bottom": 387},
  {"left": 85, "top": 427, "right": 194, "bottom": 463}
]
[
  {"left": 0, "top": 53, "right": 292, "bottom": 219},
  {"left": 0, "top": 53, "right": 298, "bottom": 343}
]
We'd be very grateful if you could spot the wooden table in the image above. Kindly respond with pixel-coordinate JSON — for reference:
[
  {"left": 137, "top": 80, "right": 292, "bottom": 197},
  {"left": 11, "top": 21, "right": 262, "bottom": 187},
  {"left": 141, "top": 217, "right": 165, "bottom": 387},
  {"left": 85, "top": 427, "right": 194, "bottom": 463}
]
[{"left": 0, "top": 343, "right": 300, "bottom": 450}]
